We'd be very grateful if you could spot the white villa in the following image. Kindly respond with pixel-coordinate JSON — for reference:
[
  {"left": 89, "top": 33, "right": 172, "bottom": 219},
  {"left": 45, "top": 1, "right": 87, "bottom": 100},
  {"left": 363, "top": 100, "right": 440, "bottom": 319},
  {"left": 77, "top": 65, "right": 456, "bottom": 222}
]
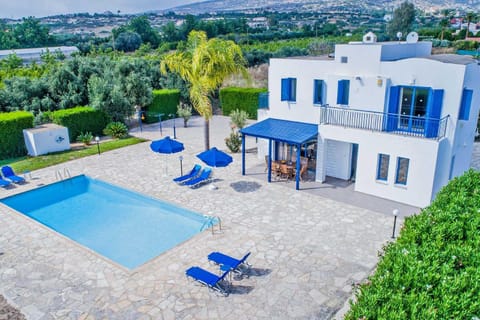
[{"left": 241, "top": 32, "right": 480, "bottom": 208}]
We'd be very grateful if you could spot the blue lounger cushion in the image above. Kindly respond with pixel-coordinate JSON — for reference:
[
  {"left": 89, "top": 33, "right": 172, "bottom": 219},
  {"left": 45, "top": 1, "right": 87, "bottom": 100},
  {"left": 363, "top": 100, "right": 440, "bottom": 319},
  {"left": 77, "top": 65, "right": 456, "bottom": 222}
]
[
  {"left": 184, "top": 168, "right": 212, "bottom": 188},
  {"left": 208, "top": 252, "right": 251, "bottom": 274},
  {"left": 173, "top": 164, "right": 202, "bottom": 183},
  {"left": 185, "top": 266, "right": 230, "bottom": 296},
  {"left": 0, "top": 178, "right": 11, "bottom": 188},
  {"left": 1, "top": 166, "right": 25, "bottom": 184}
]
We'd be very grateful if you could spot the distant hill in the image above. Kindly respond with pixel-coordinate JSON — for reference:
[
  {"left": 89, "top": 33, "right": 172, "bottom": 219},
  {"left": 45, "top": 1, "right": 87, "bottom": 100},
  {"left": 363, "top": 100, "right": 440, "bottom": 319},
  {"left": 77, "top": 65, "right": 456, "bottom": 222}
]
[{"left": 160, "top": 0, "right": 480, "bottom": 15}]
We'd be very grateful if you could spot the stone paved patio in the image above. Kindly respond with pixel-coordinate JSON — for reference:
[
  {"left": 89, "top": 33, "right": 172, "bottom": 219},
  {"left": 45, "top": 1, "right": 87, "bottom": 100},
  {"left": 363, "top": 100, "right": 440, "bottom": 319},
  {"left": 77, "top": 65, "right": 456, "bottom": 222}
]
[{"left": 0, "top": 116, "right": 432, "bottom": 319}]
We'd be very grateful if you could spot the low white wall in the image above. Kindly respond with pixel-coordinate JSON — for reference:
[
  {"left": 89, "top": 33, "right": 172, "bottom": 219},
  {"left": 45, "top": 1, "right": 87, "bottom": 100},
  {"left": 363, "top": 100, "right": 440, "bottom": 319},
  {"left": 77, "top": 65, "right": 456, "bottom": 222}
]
[{"left": 319, "top": 125, "right": 439, "bottom": 207}]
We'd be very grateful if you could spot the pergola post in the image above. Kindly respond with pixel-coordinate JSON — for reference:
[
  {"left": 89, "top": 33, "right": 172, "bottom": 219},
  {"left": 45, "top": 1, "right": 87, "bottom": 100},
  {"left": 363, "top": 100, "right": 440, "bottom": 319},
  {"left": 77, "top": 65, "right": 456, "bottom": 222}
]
[
  {"left": 241, "top": 134, "right": 246, "bottom": 176},
  {"left": 295, "top": 143, "right": 301, "bottom": 190},
  {"left": 268, "top": 139, "right": 272, "bottom": 182}
]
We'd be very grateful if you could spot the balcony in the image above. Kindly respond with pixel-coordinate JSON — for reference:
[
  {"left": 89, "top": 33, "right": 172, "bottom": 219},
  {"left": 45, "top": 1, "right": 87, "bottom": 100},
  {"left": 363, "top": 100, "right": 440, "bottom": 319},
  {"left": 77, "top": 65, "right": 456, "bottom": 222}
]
[
  {"left": 320, "top": 105, "right": 449, "bottom": 140},
  {"left": 258, "top": 92, "right": 269, "bottom": 109}
]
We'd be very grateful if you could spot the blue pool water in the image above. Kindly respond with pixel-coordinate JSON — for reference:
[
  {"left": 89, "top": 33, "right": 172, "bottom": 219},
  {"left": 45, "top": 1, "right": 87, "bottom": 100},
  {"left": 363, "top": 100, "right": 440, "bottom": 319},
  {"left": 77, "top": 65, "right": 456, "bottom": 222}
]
[{"left": 0, "top": 175, "right": 212, "bottom": 269}]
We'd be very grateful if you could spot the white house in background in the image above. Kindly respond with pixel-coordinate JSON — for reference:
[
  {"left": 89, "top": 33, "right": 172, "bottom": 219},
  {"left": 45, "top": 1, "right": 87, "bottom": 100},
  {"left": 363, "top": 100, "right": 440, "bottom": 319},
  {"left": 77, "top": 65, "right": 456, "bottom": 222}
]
[
  {"left": 242, "top": 32, "right": 480, "bottom": 207},
  {"left": 0, "top": 46, "right": 79, "bottom": 64}
]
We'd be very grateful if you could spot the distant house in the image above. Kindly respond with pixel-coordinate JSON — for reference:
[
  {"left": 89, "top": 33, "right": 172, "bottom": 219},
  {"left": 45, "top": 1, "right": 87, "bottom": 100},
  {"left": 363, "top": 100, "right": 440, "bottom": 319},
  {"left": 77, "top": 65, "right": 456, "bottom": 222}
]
[
  {"left": 241, "top": 33, "right": 480, "bottom": 207},
  {"left": 0, "top": 46, "right": 79, "bottom": 64}
]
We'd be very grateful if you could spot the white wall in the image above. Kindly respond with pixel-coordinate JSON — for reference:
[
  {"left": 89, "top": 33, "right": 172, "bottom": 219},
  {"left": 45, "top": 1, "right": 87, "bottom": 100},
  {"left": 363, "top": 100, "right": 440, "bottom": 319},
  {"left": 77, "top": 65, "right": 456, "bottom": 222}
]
[
  {"left": 319, "top": 125, "right": 439, "bottom": 207},
  {"left": 334, "top": 44, "right": 382, "bottom": 74},
  {"left": 450, "top": 62, "right": 480, "bottom": 178}
]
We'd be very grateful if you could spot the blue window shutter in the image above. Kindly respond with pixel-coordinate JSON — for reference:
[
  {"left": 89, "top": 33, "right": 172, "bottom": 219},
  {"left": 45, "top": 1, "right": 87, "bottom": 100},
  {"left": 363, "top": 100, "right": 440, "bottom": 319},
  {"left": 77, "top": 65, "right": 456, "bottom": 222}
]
[
  {"left": 290, "top": 78, "right": 297, "bottom": 102},
  {"left": 314, "top": 80, "right": 324, "bottom": 104},
  {"left": 425, "top": 89, "right": 444, "bottom": 138},
  {"left": 459, "top": 89, "right": 473, "bottom": 120},
  {"left": 385, "top": 86, "right": 400, "bottom": 132},
  {"left": 337, "top": 80, "right": 345, "bottom": 104},
  {"left": 343, "top": 80, "right": 349, "bottom": 104},
  {"left": 281, "top": 78, "right": 290, "bottom": 101}
]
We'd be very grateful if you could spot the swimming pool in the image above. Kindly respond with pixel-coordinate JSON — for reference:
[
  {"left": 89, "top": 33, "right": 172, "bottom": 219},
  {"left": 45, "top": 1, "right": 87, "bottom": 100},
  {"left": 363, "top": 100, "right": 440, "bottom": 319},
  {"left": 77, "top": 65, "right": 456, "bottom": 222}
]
[{"left": 0, "top": 175, "right": 213, "bottom": 269}]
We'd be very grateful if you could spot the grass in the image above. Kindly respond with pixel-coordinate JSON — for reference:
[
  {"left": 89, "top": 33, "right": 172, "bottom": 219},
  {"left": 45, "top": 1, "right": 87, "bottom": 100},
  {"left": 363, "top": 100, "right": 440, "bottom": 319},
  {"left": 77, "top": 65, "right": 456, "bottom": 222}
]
[{"left": 0, "top": 137, "right": 147, "bottom": 173}]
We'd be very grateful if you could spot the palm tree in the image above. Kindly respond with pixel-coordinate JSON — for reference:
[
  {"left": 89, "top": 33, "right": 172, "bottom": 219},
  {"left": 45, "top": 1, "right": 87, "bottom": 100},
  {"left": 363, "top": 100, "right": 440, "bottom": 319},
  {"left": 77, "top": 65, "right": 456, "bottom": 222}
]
[
  {"left": 160, "top": 30, "right": 249, "bottom": 150},
  {"left": 464, "top": 11, "right": 477, "bottom": 40},
  {"left": 439, "top": 9, "right": 452, "bottom": 41}
]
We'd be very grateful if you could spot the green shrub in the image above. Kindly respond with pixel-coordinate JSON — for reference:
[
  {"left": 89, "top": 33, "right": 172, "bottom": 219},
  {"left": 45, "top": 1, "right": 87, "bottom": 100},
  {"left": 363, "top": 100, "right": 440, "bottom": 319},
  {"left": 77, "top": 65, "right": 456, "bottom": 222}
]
[
  {"left": 33, "top": 111, "right": 53, "bottom": 126},
  {"left": 76, "top": 132, "right": 93, "bottom": 145},
  {"left": 103, "top": 122, "right": 129, "bottom": 139},
  {"left": 230, "top": 109, "right": 249, "bottom": 130},
  {"left": 177, "top": 102, "right": 192, "bottom": 128},
  {"left": 225, "top": 131, "right": 242, "bottom": 153},
  {"left": 144, "top": 89, "right": 180, "bottom": 124},
  {"left": 51, "top": 106, "right": 108, "bottom": 141},
  {"left": 0, "top": 111, "right": 34, "bottom": 159},
  {"left": 345, "top": 169, "right": 480, "bottom": 319},
  {"left": 219, "top": 87, "right": 267, "bottom": 120}
]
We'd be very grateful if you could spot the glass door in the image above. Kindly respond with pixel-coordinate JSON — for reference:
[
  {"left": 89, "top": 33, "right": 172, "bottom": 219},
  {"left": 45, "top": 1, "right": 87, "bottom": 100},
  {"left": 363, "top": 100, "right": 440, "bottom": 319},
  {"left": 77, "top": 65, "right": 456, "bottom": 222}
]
[{"left": 398, "top": 87, "right": 429, "bottom": 133}]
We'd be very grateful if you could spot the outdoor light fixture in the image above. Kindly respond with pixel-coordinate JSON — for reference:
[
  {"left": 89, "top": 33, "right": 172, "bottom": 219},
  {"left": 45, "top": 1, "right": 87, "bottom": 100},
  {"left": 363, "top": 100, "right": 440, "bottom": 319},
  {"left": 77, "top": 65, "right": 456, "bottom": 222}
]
[
  {"left": 95, "top": 136, "right": 100, "bottom": 155},
  {"left": 179, "top": 155, "right": 184, "bottom": 176},
  {"left": 392, "top": 209, "right": 399, "bottom": 239},
  {"left": 158, "top": 113, "right": 165, "bottom": 135},
  {"left": 169, "top": 113, "right": 177, "bottom": 139},
  {"left": 138, "top": 110, "right": 143, "bottom": 132}
]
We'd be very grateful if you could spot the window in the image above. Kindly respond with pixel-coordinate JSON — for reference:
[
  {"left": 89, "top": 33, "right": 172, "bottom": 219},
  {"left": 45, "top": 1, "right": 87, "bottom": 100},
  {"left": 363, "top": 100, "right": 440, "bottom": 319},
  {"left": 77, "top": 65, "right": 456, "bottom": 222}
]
[
  {"left": 395, "top": 157, "right": 410, "bottom": 185},
  {"left": 459, "top": 89, "right": 473, "bottom": 120},
  {"left": 313, "top": 79, "right": 325, "bottom": 105},
  {"left": 399, "top": 87, "right": 429, "bottom": 130},
  {"left": 337, "top": 80, "right": 350, "bottom": 105},
  {"left": 340, "top": 56, "right": 348, "bottom": 63},
  {"left": 281, "top": 78, "right": 297, "bottom": 102},
  {"left": 376, "top": 154, "right": 390, "bottom": 181},
  {"left": 386, "top": 86, "right": 444, "bottom": 137}
]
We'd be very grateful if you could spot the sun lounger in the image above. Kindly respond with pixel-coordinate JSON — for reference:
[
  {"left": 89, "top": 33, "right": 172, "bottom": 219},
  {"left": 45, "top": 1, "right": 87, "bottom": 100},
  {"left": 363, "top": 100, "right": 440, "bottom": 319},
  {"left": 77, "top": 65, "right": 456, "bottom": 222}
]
[
  {"left": 1, "top": 166, "right": 25, "bottom": 184},
  {"left": 208, "top": 252, "right": 251, "bottom": 276},
  {"left": 0, "top": 177, "right": 11, "bottom": 188},
  {"left": 185, "top": 266, "right": 230, "bottom": 296},
  {"left": 184, "top": 168, "right": 212, "bottom": 188},
  {"left": 173, "top": 164, "right": 202, "bottom": 183}
]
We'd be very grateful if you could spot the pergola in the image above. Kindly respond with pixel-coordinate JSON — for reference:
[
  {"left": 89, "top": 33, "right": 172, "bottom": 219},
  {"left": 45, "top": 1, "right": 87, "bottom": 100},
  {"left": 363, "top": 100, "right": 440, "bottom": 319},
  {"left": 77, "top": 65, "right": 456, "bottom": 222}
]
[{"left": 240, "top": 118, "right": 318, "bottom": 190}]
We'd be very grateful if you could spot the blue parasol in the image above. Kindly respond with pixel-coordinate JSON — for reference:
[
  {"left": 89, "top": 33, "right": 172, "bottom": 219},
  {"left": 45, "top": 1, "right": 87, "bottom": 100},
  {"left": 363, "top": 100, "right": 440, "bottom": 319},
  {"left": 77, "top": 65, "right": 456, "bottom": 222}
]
[
  {"left": 196, "top": 147, "right": 233, "bottom": 168},
  {"left": 150, "top": 136, "right": 184, "bottom": 175}
]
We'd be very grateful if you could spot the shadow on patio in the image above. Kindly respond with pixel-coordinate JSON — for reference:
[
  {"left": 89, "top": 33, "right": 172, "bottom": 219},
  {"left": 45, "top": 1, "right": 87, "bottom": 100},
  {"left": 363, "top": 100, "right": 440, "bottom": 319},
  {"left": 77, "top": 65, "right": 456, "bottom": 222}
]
[{"left": 245, "top": 162, "right": 420, "bottom": 218}]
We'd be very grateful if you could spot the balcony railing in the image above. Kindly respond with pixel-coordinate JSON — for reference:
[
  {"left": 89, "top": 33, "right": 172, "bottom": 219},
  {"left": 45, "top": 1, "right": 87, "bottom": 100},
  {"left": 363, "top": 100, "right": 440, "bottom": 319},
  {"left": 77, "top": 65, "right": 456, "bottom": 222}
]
[
  {"left": 320, "top": 105, "right": 449, "bottom": 140},
  {"left": 258, "top": 92, "right": 269, "bottom": 109}
]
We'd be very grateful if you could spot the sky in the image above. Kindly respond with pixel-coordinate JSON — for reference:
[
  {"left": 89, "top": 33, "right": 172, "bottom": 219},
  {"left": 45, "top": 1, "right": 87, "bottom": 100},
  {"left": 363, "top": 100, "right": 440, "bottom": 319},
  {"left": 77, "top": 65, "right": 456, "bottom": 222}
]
[{"left": 0, "top": 0, "right": 202, "bottom": 19}]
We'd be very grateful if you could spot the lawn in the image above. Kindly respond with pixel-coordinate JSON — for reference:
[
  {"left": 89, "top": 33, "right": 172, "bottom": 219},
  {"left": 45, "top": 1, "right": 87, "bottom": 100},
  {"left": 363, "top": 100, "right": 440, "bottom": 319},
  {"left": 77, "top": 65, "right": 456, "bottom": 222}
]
[{"left": 0, "top": 137, "right": 147, "bottom": 173}]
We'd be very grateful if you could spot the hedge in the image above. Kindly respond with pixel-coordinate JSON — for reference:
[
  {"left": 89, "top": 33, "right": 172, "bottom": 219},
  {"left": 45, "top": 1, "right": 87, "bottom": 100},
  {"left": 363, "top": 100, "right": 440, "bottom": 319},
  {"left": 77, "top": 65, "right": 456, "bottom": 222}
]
[
  {"left": 51, "top": 106, "right": 109, "bottom": 141},
  {"left": 0, "top": 111, "right": 34, "bottom": 159},
  {"left": 346, "top": 169, "right": 480, "bottom": 319},
  {"left": 144, "top": 89, "right": 180, "bottom": 124},
  {"left": 219, "top": 87, "right": 267, "bottom": 120}
]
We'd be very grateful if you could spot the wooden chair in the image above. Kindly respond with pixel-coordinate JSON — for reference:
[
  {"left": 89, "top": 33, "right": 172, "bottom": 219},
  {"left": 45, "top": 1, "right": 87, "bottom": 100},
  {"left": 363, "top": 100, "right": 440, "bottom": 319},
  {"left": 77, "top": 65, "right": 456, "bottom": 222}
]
[
  {"left": 279, "top": 164, "right": 294, "bottom": 181},
  {"left": 296, "top": 160, "right": 309, "bottom": 181},
  {"left": 271, "top": 161, "right": 281, "bottom": 180}
]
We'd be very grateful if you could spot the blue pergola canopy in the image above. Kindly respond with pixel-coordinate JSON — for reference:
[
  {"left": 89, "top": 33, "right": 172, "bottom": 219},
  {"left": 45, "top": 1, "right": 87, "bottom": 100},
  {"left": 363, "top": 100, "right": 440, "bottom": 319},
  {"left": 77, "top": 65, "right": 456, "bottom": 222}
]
[
  {"left": 240, "top": 118, "right": 319, "bottom": 191},
  {"left": 240, "top": 118, "right": 318, "bottom": 145}
]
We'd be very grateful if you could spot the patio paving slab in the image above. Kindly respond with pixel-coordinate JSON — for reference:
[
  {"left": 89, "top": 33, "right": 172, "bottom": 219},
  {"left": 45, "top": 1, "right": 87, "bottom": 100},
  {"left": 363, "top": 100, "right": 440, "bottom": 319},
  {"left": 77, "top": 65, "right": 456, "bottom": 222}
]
[{"left": 3, "top": 116, "right": 471, "bottom": 319}]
